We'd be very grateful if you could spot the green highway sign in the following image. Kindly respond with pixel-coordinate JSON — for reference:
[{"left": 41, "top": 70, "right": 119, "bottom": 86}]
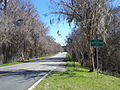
[{"left": 90, "top": 40, "right": 104, "bottom": 47}]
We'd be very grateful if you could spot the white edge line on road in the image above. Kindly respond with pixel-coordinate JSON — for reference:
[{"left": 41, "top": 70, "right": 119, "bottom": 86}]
[{"left": 27, "top": 68, "right": 56, "bottom": 90}]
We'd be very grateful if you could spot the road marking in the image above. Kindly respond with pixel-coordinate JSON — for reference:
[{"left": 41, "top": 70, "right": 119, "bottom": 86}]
[
  {"left": 0, "top": 62, "right": 47, "bottom": 77},
  {"left": 27, "top": 68, "right": 56, "bottom": 90},
  {"left": 0, "top": 55, "right": 56, "bottom": 77}
]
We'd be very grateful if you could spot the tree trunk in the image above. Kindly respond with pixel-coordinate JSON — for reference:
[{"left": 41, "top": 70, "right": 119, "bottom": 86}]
[{"left": 89, "top": 46, "right": 95, "bottom": 72}]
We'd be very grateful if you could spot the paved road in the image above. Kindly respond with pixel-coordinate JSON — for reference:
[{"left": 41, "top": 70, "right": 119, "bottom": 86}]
[{"left": 0, "top": 52, "right": 67, "bottom": 90}]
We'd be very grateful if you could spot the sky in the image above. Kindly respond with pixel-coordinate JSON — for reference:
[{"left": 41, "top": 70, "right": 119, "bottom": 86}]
[
  {"left": 31, "top": 0, "right": 74, "bottom": 46},
  {"left": 31, "top": 0, "right": 120, "bottom": 46},
  {"left": 110, "top": 0, "right": 120, "bottom": 8}
]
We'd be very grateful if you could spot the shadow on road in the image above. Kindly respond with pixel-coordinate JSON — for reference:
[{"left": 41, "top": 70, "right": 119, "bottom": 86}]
[
  {"left": 0, "top": 70, "right": 50, "bottom": 80},
  {"left": 36, "top": 57, "right": 66, "bottom": 62},
  {"left": 0, "top": 57, "right": 66, "bottom": 82}
]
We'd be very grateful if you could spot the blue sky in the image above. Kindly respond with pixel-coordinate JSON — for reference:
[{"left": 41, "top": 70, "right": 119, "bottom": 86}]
[
  {"left": 31, "top": 0, "right": 73, "bottom": 46},
  {"left": 31, "top": 0, "right": 120, "bottom": 46},
  {"left": 110, "top": 0, "right": 120, "bottom": 8}
]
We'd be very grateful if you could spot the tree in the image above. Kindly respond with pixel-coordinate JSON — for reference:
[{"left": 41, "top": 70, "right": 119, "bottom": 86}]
[
  {"left": 0, "top": 0, "right": 62, "bottom": 64},
  {"left": 50, "top": 0, "right": 114, "bottom": 72}
]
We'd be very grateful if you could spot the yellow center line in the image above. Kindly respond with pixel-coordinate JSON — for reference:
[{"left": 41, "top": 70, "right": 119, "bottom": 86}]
[{"left": 0, "top": 62, "right": 47, "bottom": 76}]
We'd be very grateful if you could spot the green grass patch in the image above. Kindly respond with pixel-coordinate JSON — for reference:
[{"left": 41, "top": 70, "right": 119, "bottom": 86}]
[
  {"left": 0, "top": 56, "right": 52, "bottom": 67},
  {"left": 20, "top": 56, "right": 51, "bottom": 63},
  {"left": 34, "top": 62, "right": 120, "bottom": 90},
  {"left": 0, "top": 62, "right": 23, "bottom": 67}
]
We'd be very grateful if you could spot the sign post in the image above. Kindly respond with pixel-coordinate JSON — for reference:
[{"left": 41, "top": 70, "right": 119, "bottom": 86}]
[
  {"left": 90, "top": 40, "right": 104, "bottom": 72},
  {"left": 96, "top": 47, "right": 99, "bottom": 71}
]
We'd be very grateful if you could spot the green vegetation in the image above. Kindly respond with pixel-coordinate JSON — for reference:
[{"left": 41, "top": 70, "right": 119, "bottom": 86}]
[
  {"left": 66, "top": 53, "right": 73, "bottom": 61},
  {"left": 34, "top": 61, "right": 120, "bottom": 90},
  {"left": 20, "top": 56, "right": 51, "bottom": 63},
  {"left": 0, "top": 56, "right": 52, "bottom": 67},
  {"left": 0, "top": 62, "right": 23, "bottom": 67}
]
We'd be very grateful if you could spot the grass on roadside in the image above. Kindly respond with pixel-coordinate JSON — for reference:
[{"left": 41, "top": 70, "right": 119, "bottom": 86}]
[
  {"left": 66, "top": 53, "right": 73, "bottom": 61},
  {"left": 34, "top": 61, "right": 120, "bottom": 90},
  {"left": 20, "top": 56, "right": 51, "bottom": 63},
  {"left": 0, "top": 62, "right": 23, "bottom": 67},
  {"left": 0, "top": 56, "right": 52, "bottom": 67}
]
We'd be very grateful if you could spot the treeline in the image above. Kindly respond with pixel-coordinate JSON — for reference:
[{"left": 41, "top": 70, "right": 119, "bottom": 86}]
[
  {"left": 51, "top": 0, "right": 120, "bottom": 74},
  {"left": 0, "top": 0, "right": 62, "bottom": 64}
]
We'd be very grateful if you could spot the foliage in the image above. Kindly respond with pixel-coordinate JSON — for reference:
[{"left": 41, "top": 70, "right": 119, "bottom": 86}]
[{"left": 66, "top": 53, "right": 73, "bottom": 61}]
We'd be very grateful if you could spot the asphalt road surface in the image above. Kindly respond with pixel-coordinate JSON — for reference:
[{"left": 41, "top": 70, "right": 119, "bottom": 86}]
[{"left": 0, "top": 52, "right": 67, "bottom": 90}]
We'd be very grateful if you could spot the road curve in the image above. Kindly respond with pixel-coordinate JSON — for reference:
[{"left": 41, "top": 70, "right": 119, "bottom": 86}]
[{"left": 0, "top": 52, "right": 67, "bottom": 90}]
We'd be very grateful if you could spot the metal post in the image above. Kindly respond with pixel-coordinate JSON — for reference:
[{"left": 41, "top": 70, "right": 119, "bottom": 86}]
[{"left": 96, "top": 47, "right": 99, "bottom": 72}]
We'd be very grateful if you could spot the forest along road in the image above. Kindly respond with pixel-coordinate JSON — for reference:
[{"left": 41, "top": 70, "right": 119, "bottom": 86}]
[{"left": 0, "top": 52, "right": 67, "bottom": 90}]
